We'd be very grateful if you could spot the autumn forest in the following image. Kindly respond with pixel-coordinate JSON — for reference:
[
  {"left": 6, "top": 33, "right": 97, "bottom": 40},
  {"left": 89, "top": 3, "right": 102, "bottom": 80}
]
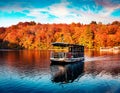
[{"left": 0, "top": 21, "right": 120, "bottom": 50}]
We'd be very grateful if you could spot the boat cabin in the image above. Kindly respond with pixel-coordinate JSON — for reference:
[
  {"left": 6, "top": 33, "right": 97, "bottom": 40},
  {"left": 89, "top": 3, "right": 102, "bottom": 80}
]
[{"left": 50, "top": 42, "right": 84, "bottom": 63}]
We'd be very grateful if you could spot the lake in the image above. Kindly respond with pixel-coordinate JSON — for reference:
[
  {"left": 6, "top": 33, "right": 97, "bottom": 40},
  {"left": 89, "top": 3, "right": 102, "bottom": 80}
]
[{"left": 0, "top": 50, "right": 120, "bottom": 93}]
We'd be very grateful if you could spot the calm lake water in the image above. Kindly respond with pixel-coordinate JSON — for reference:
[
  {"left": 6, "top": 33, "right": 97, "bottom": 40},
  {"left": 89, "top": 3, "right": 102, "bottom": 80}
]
[{"left": 0, "top": 50, "right": 120, "bottom": 93}]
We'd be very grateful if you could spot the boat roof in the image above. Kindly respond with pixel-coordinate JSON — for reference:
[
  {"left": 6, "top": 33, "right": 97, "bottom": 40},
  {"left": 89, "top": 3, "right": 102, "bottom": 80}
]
[{"left": 52, "top": 42, "right": 84, "bottom": 47}]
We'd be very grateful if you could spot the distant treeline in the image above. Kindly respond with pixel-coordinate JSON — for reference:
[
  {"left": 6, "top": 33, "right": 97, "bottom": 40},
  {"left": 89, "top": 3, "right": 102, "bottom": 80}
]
[{"left": 0, "top": 21, "right": 120, "bottom": 49}]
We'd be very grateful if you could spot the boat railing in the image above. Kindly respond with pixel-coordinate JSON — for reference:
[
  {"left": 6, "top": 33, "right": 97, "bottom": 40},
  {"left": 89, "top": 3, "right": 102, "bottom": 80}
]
[
  {"left": 51, "top": 52, "right": 65, "bottom": 58},
  {"left": 51, "top": 52, "right": 84, "bottom": 58}
]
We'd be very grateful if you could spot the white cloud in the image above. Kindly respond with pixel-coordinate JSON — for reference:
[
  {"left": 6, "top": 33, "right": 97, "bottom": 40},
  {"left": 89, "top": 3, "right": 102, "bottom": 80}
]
[
  {"left": 21, "top": 0, "right": 71, "bottom": 23},
  {"left": 49, "top": 10, "right": 120, "bottom": 24},
  {"left": 48, "top": 1, "right": 69, "bottom": 17},
  {"left": 79, "top": 12, "right": 120, "bottom": 24},
  {"left": 99, "top": 6, "right": 120, "bottom": 17},
  {"left": 0, "top": 18, "right": 32, "bottom": 27},
  {"left": 26, "top": 0, "right": 70, "bottom": 18},
  {"left": 95, "top": 0, "right": 120, "bottom": 17},
  {"left": 0, "top": 0, "right": 120, "bottom": 27}
]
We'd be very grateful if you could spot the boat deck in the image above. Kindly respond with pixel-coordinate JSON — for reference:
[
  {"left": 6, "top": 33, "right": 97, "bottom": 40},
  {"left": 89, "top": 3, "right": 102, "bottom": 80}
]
[{"left": 50, "top": 42, "right": 84, "bottom": 63}]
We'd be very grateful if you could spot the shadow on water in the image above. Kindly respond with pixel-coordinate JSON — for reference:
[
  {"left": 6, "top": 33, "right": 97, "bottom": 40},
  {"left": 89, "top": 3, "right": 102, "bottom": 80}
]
[{"left": 50, "top": 61, "right": 84, "bottom": 84}]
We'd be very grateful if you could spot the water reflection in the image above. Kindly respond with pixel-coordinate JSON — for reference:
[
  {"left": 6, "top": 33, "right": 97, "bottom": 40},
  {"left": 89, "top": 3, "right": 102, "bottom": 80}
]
[
  {"left": 50, "top": 62, "right": 84, "bottom": 83},
  {"left": 0, "top": 50, "right": 120, "bottom": 93},
  {"left": 0, "top": 50, "right": 51, "bottom": 78}
]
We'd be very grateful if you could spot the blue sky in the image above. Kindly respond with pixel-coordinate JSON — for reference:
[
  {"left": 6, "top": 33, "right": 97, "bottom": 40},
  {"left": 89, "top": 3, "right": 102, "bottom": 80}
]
[{"left": 0, "top": 0, "right": 120, "bottom": 27}]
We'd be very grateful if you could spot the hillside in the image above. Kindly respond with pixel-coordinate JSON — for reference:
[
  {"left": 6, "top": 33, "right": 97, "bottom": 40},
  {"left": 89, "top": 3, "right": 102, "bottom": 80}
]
[{"left": 0, "top": 21, "right": 120, "bottom": 49}]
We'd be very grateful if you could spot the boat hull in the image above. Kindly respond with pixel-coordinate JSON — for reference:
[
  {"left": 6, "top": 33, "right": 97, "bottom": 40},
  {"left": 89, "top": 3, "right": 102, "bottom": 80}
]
[{"left": 50, "top": 57, "right": 84, "bottom": 63}]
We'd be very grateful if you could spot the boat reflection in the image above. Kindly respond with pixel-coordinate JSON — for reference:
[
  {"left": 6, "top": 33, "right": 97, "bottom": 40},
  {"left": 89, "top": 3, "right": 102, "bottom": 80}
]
[{"left": 50, "top": 62, "right": 84, "bottom": 83}]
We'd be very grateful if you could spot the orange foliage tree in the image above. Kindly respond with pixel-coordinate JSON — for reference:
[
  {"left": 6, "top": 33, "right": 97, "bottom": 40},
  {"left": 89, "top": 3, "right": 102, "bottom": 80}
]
[{"left": 0, "top": 21, "right": 120, "bottom": 49}]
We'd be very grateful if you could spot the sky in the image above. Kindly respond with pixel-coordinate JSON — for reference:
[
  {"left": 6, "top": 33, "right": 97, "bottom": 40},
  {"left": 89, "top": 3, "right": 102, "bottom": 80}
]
[{"left": 0, "top": 0, "right": 120, "bottom": 27}]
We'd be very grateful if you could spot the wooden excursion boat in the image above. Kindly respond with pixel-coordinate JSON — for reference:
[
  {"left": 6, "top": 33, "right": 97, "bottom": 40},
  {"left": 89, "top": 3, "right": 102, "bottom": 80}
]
[{"left": 50, "top": 42, "right": 84, "bottom": 63}]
